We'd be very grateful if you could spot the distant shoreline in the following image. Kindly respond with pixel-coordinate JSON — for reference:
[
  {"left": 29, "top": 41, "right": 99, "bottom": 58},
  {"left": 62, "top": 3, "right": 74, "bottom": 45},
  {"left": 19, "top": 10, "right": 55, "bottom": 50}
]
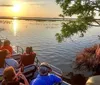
[{"left": 0, "top": 16, "right": 76, "bottom": 21}]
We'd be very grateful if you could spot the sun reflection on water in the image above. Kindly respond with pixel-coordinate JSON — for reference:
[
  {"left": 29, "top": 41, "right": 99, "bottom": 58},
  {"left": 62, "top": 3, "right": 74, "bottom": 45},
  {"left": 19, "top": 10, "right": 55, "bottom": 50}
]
[{"left": 13, "top": 19, "right": 18, "bottom": 36}]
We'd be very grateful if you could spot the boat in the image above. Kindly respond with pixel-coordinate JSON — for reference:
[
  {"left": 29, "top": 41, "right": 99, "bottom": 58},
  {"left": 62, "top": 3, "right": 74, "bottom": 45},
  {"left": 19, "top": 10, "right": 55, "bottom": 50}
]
[{"left": 0, "top": 38, "right": 71, "bottom": 85}]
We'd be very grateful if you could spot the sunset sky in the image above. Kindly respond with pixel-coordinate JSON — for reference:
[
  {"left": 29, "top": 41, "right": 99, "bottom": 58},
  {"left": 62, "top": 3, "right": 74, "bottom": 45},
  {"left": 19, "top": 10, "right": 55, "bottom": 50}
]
[{"left": 0, "top": 0, "right": 62, "bottom": 17}]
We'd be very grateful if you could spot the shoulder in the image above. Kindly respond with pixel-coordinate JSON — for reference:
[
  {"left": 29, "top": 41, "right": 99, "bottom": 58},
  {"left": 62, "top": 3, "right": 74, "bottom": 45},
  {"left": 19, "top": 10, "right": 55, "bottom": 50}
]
[
  {"left": 31, "top": 52, "right": 36, "bottom": 55},
  {"left": 49, "top": 74, "right": 57, "bottom": 77},
  {"left": 49, "top": 74, "right": 58, "bottom": 78},
  {"left": 6, "top": 46, "right": 13, "bottom": 51},
  {"left": 9, "top": 45, "right": 13, "bottom": 48},
  {"left": 30, "top": 79, "right": 40, "bottom": 85},
  {"left": 49, "top": 74, "right": 62, "bottom": 82}
]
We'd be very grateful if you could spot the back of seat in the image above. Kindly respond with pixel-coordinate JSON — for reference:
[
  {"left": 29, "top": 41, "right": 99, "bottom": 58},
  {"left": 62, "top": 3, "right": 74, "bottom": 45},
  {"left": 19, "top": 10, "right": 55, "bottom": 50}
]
[
  {"left": 12, "top": 54, "right": 21, "bottom": 62},
  {"left": 20, "top": 54, "right": 36, "bottom": 66},
  {"left": 23, "top": 64, "right": 37, "bottom": 82}
]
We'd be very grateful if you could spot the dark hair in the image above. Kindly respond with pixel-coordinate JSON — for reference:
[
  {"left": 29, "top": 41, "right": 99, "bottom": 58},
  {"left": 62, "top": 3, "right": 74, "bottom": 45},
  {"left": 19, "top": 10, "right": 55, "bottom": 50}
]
[
  {"left": 71, "top": 74, "right": 86, "bottom": 85},
  {"left": 2, "top": 66, "right": 20, "bottom": 85},
  {"left": 26, "top": 47, "right": 33, "bottom": 54},
  {"left": 4, "top": 40, "right": 10, "bottom": 46},
  {"left": 0, "top": 49, "right": 8, "bottom": 68}
]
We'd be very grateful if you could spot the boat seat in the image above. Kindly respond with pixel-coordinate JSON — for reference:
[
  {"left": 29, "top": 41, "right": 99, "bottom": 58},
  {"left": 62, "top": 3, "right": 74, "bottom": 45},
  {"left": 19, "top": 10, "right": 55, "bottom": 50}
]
[
  {"left": 23, "top": 64, "right": 37, "bottom": 82},
  {"left": 20, "top": 53, "right": 36, "bottom": 66},
  {"left": 12, "top": 54, "right": 21, "bottom": 62}
]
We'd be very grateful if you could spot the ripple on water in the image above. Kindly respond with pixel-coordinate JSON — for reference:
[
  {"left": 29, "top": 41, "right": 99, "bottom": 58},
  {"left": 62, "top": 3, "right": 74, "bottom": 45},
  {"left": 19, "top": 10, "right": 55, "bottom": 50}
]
[{"left": 1, "top": 20, "right": 100, "bottom": 76}]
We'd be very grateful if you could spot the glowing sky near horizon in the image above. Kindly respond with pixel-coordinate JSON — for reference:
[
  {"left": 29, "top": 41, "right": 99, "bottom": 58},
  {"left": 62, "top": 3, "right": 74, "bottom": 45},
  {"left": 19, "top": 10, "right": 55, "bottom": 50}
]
[{"left": 0, "top": 0, "right": 62, "bottom": 17}]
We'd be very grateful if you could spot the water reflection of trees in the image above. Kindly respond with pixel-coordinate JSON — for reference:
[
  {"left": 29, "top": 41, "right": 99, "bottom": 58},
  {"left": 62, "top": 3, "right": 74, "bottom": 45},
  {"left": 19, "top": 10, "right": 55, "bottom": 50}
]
[
  {"left": 0, "top": 20, "right": 12, "bottom": 24},
  {"left": 0, "top": 20, "right": 12, "bottom": 33}
]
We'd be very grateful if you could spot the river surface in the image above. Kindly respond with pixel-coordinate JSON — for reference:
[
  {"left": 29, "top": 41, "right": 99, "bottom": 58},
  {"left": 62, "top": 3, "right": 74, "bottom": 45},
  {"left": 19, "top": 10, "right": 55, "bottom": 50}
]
[{"left": 0, "top": 19, "right": 100, "bottom": 75}]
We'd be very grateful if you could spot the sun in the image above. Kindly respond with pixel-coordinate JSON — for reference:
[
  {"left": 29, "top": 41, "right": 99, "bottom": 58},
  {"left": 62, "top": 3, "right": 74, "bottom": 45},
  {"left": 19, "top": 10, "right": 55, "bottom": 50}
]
[{"left": 12, "top": 4, "right": 21, "bottom": 12}]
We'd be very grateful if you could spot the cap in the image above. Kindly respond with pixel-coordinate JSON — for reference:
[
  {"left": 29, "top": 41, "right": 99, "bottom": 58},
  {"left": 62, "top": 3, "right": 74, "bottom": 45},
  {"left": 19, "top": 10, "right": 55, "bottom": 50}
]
[{"left": 39, "top": 62, "right": 52, "bottom": 75}]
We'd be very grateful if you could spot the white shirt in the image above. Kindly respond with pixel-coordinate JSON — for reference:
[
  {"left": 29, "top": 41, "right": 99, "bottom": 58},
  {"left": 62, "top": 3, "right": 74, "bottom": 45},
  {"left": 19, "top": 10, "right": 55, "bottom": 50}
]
[
  {"left": 5, "top": 58, "right": 19, "bottom": 69},
  {"left": 0, "top": 58, "right": 19, "bottom": 76}
]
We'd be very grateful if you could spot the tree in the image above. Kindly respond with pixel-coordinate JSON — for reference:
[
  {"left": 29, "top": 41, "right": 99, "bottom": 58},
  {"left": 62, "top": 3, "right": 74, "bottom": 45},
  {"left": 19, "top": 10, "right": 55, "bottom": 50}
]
[
  {"left": 59, "top": 14, "right": 65, "bottom": 20},
  {"left": 56, "top": 0, "right": 100, "bottom": 42}
]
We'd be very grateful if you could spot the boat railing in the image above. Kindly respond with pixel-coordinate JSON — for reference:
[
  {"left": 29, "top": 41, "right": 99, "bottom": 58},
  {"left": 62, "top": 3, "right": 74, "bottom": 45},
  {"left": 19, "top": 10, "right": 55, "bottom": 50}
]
[
  {"left": 49, "top": 64, "right": 63, "bottom": 77},
  {"left": 13, "top": 45, "right": 24, "bottom": 54},
  {"left": 16, "top": 46, "right": 24, "bottom": 54}
]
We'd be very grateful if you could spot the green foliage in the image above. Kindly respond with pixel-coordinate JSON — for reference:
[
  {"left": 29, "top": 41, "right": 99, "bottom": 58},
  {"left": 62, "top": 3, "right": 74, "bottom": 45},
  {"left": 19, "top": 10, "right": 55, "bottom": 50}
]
[{"left": 56, "top": 0, "right": 100, "bottom": 42}]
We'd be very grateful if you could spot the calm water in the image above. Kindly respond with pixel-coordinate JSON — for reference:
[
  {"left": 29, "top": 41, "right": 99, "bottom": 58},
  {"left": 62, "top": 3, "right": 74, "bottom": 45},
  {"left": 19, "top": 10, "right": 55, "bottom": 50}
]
[{"left": 0, "top": 19, "right": 100, "bottom": 75}]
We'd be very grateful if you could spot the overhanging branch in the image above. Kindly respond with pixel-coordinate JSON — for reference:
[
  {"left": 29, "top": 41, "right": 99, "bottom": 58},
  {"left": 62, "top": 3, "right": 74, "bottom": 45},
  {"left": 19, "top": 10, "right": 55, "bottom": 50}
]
[{"left": 93, "top": 19, "right": 100, "bottom": 26}]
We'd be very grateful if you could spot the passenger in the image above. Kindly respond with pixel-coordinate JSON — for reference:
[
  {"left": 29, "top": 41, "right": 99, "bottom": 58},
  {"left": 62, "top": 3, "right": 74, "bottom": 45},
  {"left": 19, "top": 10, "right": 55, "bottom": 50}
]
[
  {"left": 1, "top": 40, "right": 13, "bottom": 54},
  {"left": 5, "top": 49, "right": 19, "bottom": 69},
  {"left": 86, "top": 75, "right": 100, "bottom": 85},
  {"left": 2, "top": 66, "right": 29, "bottom": 85},
  {"left": 20, "top": 47, "right": 36, "bottom": 66},
  {"left": 0, "top": 49, "right": 19, "bottom": 75},
  {"left": 0, "top": 50, "right": 7, "bottom": 75},
  {"left": 24, "top": 47, "right": 36, "bottom": 55},
  {"left": 30, "top": 62, "right": 62, "bottom": 85}
]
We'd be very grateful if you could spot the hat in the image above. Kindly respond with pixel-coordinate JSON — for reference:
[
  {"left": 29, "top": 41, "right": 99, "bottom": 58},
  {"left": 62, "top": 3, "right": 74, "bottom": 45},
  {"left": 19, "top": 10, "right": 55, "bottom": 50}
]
[
  {"left": 86, "top": 75, "right": 100, "bottom": 85},
  {"left": 39, "top": 62, "right": 52, "bottom": 75}
]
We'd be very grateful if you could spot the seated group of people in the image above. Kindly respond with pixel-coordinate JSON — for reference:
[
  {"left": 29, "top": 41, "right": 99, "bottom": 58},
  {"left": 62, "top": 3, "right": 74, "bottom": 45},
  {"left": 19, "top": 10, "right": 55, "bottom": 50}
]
[
  {"left": 1, "top": 62, "right": 62, "bottom": 85},
  {"left": 0, "top": 40, "right": 62, "bottom": 85},
  {"left": 0, "top": 40, "right": 36, "bottom": 73},
  {"left": 1, "top": 39, "right": 100, "bottom": 85}
]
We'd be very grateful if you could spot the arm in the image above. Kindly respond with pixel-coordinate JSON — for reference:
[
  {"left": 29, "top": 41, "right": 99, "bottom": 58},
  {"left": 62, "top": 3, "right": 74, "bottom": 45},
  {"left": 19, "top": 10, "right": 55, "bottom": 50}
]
[
  {"left": 14, "top": 60, "right": 20, "bottom": 69},
  {"left": 30, "top": 79, "right": 40, "bottom": 85},
  {"left": 17, "top": 72, "right": 29, "bottom": 85}
]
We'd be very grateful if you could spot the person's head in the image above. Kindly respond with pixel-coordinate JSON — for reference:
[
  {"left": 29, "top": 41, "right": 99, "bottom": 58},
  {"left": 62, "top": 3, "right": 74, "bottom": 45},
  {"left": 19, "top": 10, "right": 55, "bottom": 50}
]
[
  {"left": 86, "top": 75, "right": 100, "bottom": 85},
  {"left": 0, "top": 49, "right": 8, "bottom": 68},
  {"left": 26, "top": 47, "right": 33, "bottom": 54},
  {"left": 71, "top": 74, "right": 86, "bottom": 85},
  {"left": 3, "top": 40, "right": 11, "bottom": 46},
  {"left": 38, "top": 62, "right": 52, "bottom": 76},
  {"left": 3, "top": 66, "right": 16, "bottom": 81}
]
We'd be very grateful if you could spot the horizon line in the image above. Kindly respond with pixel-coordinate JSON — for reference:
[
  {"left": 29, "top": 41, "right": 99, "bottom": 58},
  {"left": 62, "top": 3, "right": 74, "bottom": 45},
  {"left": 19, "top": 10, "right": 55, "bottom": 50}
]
[{"left": 0, "top": 16, "right": 77, "bottom": 21}]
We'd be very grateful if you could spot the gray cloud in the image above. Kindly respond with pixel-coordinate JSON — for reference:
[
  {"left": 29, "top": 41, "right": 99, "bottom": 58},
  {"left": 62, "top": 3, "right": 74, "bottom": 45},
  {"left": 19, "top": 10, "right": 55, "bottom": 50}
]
[
  {"left": 0, "top": 0, "right": 55, "bottom": 7},
  {"left": 0, "top": 4, "right": 13, "bottom": 7}
]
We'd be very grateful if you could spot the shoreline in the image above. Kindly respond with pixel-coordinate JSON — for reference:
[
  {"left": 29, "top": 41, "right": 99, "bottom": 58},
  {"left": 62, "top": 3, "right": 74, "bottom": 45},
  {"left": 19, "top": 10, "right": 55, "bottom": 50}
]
[{"left": 0, "top": 16, "right": 76, "bottom": 21}]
